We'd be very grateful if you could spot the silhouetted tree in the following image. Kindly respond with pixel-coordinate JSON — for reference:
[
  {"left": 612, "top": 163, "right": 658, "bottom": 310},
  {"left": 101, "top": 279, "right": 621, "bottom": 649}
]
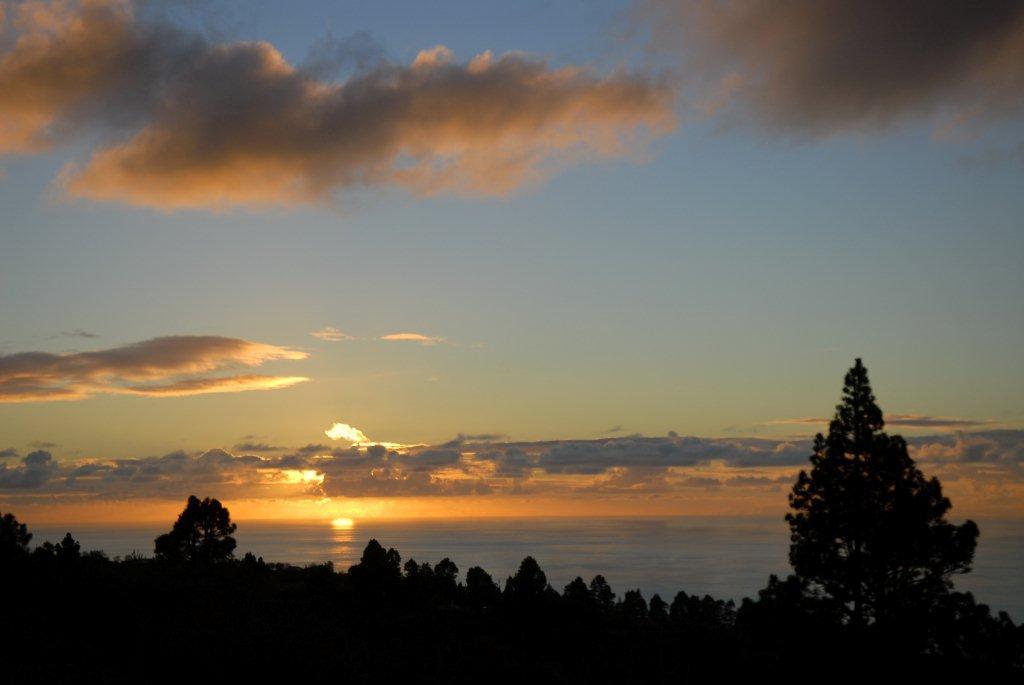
[
  {"left": 55, "top": 532, "right": 81, "bottom": 562},
  {"left": 435, "top": 557, "right": 458, "bottom": 585},
  {"left": 154, "top": 495, "right": 238, "bottom": 563},
  {"left": 589, "top": 574, "right": 616, "bottom": 611},
  {"left": 504, "top": 556, "right": 550, "bottom": 603},
  {"left": 348, "top": 539, "right": 402, "bottom": 590},
  {"left": 433, "top": 558, "right": 459, "bottom": 600},
  {"left": 620, "top": 589, "right": 649, "bottom": 623},
  {"left": 736, "top": 574, "right": 835, "bottom": 636},
  {"left": 465, "top": 566, "right": 501, "bottom": 609},
  {"left": 649, "top": 594, "right": 668, "bottom": 622},
  {"left": 670, "top": 591, "right": 736, "bottom": 630},
  {"left": 563, "top": 576, "right": 592, "bottom": 606},
  {"left": 787, "top": 359, "right": 979, "bottom": 627},
  {"left": 241, "top": 551, "right": 264, "bottom": 568},
  {"left": 0, "top": 512, "right": 32, "bottom": 563}
]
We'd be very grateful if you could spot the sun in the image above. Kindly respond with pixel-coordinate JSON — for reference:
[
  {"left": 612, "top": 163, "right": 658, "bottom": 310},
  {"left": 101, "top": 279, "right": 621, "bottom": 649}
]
[{"left": 331, "top": 517, "right": 355, "bottom": 529}]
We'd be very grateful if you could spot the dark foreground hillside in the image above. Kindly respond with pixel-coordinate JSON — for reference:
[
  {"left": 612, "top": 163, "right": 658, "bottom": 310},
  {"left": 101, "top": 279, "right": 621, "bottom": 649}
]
[{"left": 0, "top": 533, "right": 1021, "bottom": 684}]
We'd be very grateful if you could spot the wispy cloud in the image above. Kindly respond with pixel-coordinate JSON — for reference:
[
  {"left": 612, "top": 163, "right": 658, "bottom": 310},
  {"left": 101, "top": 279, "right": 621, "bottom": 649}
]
[
  {"left": 310, "top": 327, "right": 354, "bottom": 342},
  {"left": 380, "top": 332, "right": 445, "bottom": 346},
  {"left": 0, "top": 335, "right": 309, "bottom": 402},
  {"left": 767, "top": 414, "right": 993, "bottom": 430},
  {"left": 61, "top": 329, "right": 99, "bottom": 339},
  {"left": 0, "top": 0, "right": 675, "bottom": 211}
]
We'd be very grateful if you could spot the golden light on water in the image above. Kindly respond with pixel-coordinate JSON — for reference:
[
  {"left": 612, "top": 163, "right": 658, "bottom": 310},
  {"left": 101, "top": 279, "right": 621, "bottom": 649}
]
[{"left": 331, "top": 517, "right": 355, "bottom": 529}]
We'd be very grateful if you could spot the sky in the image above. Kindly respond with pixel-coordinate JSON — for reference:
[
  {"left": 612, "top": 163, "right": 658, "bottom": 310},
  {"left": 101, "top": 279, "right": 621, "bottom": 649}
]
[{"left": 1, "top": 0, "right": 1022, "bottom": 522}]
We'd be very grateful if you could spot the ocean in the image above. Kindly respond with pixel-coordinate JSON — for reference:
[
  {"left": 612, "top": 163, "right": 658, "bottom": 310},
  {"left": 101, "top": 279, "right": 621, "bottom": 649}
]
[{"left": 32, "top": 516, "right": 1024, "bottom": 621}]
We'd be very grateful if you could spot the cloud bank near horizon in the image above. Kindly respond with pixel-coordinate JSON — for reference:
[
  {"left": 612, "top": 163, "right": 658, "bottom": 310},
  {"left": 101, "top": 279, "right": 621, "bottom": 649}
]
[
  {"left": 2, "top": 430, "right": 1020, "bottom": 511},
  {"left": 0, "top": 335, "right": 308, "bottom": 402},
  {"left": 0, "top": 0, "right": 676, "bottom": 210}
]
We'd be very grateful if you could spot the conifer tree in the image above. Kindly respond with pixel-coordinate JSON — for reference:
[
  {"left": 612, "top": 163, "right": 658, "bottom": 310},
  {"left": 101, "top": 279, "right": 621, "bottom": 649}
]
[{"left": 787, "top": 359, "right": 979, "bottom": 626}]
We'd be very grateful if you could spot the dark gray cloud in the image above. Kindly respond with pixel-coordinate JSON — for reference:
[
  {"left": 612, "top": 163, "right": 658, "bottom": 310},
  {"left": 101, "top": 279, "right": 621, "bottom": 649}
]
[
  {"left": 0, "top": 448, "right": 19, "bottom": 459},
  {"left": 0, "top": 450, "right": 58, "bottom": 489},
  {"left": 233, "top": 442, "right": 286, "bottom": 453},
  {"left": 439, "top": 433, "right": 507, "bottom": 448},
  {"left": 473, "top": 446, "right": 533, "bottom": 478},
  {"left": 0, "top": 335, "right": 307, "bottom": 402},
  {"left": 886, "top": 414, "right": 994, "bottom": 429},
  {"left": 533, "top": 435, "right": 808, "bottom": 473},
  {"left": 0, "top": 0, "right": 676, "bottom": 210},
  {"left": 639, "top": 0, "right": 1024, "bottom": 135},
  {"left": 909, "top": 430, "right": 1024, "bottom": 464}
]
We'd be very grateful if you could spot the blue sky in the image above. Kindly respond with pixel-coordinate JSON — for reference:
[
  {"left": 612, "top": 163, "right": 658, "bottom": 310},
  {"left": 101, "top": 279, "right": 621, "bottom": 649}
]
[{"left": 1, "top": 0, "right": 1022, "bottom": 464}]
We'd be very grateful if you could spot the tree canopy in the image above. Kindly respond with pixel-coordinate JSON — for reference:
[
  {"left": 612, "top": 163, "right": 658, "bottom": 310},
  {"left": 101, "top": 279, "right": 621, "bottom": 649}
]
[
  {"left": 154, "top": 495, "right": 238, "bottom": 563},
  {"left": 0, "top": 512, "right": 32, "bottom": 562},
  {"left": 787, "top": 358, "right": 979, "bottom": 626}
]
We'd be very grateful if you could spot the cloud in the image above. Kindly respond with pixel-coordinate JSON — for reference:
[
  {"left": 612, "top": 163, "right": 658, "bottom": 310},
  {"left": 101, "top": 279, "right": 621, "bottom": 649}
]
[
  {"left": 310, "top": 327, "right": 354, "bottom": 342},
  {"left": 473, "top": 446, "right": 533, "bottom": 478},
  {"left": 0, "top": 335, "right": 308, "bottom": 402},
  {"left": 0, "top": 448, "right": 19, "bottom": 459},
  {"left": 323, "top": 422, "right": 413, "bottom": 451},
  {"left": 324, "top": 422, "right": 370, "bottom": 444},
  {"left": 639, "top": 0, "right": 1024, "bottom": 135},
  {"left": 0, "top": 450, "right": 58, "bottom": 489},
  {"left": 439, "top": 433, "right": 507, "bottom": 448},
  {"left": 0, "top": 0, "right": 676, "bottom": 210},
  {"left": 61, "top": 329, "right": 99, "bottom": 339},
  {"left": 233, "top": 441, "right": 285, "bottom": 453},
  {"left": 908, "top": 430, "right": 1024, "bottom": 464},
  {"left": 767, "top": 414, "right": 993, "bottom": 430},
  {"left": 2, "top": 430, "right": 1022, "bottom": 502},
  {"left": 532, "top": 435, "right": 809, "bottom": 473},
  {"left": 380, "top": 332, "right": 445, "bottom": 346}
]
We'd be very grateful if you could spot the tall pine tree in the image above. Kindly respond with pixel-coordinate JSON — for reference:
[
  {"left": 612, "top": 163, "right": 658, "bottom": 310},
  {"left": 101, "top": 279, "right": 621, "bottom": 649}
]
[{"left": 787, "top": 359, "right": 979, "bottom": 626}]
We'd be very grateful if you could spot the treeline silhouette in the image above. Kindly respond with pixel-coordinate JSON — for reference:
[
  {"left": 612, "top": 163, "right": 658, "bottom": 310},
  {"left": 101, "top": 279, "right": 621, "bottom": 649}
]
[{"left": 1, "top": 361, "right": 1021, "bottom": 683}]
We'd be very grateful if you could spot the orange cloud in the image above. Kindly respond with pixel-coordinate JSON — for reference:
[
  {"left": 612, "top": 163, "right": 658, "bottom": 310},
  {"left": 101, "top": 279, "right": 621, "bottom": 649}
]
[
  {"left": 0, "top": 335, "right": 309, "bottom": 402},
  {"left": 310, "top": 327, "right": 354, "bottom": 342},
  {"left": 380, "top": 332, "right": 444, "bottom": 345},
  {"left": 0, "top": 1, "right": 677, "bottom": 210}
]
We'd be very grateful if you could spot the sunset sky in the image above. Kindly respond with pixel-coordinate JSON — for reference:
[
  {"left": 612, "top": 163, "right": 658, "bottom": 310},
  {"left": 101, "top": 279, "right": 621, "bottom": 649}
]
[{"left": 1, "top": 0, "right": 1022, "bottom": 522}]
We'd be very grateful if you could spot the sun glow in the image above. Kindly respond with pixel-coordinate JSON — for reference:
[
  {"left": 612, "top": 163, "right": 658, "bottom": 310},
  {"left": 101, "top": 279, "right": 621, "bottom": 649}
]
[
  {"left": 331, "top": 517, "right": 355, "bottom": 529},
  {"left": 279, "top": 469, "right": 324, "bottom": 485}
]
